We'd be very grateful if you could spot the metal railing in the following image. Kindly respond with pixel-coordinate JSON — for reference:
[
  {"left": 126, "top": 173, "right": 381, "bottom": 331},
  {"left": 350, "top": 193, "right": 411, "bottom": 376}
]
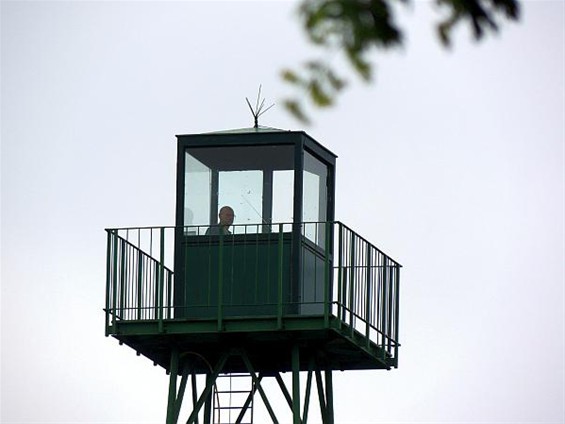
[
  {"left": 332, "top": 223, "right": 401, "bottom": 360},
  {"left": 105, "top": 227, "right": 174, "bottom": 332},
  {"left": 105, "top": 222, "right": 400, "bottom": 359}
]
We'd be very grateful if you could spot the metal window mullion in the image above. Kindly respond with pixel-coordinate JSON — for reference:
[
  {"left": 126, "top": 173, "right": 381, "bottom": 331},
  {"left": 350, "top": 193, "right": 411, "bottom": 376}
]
[{"left": 277, "top": 224, "right": 284, "bottom": 329}]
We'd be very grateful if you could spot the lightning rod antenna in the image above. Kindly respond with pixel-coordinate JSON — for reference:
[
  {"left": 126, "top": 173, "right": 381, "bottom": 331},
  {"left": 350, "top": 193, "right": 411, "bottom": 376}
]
[{"left": 246, "top": 85, "right": 275, "bottom": 128}]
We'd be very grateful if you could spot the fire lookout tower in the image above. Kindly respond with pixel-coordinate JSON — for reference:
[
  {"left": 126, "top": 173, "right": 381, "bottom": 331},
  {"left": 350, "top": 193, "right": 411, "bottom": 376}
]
[{"left": 104, "top": 126, "right": 401, "bottom": 423}]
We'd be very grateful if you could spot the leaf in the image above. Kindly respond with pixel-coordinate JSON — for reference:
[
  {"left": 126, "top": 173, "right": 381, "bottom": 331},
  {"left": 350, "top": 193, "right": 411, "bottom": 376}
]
[
  {"left": 309, "top": 80, "right": 333, "bottom": 107},
  {"left": 346, "top": 50, "right": 372, "bottom": 81},
  {"left": 283, "top": 99, "right": 310, "bottom": 124},
  {"left": 281, "top": 69, "right": 301, "bottom": 85}
]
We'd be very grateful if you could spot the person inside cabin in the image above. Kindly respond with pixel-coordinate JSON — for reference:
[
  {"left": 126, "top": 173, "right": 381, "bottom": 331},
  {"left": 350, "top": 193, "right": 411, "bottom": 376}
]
[{"left": 205, "top": 206, "right": 235, "bottom": 235}]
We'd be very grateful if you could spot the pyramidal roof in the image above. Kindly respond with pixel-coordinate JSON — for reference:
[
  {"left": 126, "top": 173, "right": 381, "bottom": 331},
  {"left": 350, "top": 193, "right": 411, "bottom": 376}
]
[{"left": 203, "top": 125, "right": 289, "bottom": 135}]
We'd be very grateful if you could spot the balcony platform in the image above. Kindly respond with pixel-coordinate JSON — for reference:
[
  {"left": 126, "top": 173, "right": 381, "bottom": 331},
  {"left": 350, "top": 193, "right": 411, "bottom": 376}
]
[{"left": 108, "top": 314, "right": 395, "bottom": 375}]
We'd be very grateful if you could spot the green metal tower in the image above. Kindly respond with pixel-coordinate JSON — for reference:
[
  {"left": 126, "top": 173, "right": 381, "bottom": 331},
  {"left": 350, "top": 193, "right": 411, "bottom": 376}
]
[{"left": 104, "top": 127, "right": 401, "bottom": 423}]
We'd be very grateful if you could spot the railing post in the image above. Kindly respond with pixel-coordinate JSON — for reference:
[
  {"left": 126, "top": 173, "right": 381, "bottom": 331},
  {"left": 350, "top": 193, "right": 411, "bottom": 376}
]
[
  {"left": 336, "top": 224, "right": 342, "bottom": 324},
  {"left": 365, "top": 246, "right": 372, "bottom": 348},
  {"left": 340, "top": 224, "right": 348, "bottom": 325},
  {"left": 159, "top": 227, "right": 165, "bottom": 332},
  {"left": 394, "top": 264, "right": 400, "bottom": 366},
  {"left": 324, "top": 222, "right": 330, "bottom": 328},
  {"left": 167, "top": 270, "right": 173, "bottom": 320},
  {"left": 111, "top": 232, "right": 119, "bottom": 327},
  {"left": 348, "top": 229, "right": 356, "bottom": 337},
  {"left": 217, "top": 232, "right": 224, "bottom": 331},
  {"left": 387, "top": 257, "right": 394, "bottom": 355},
  {"left": 105, "top": 230, "right": 112, "bottom": 336},
  {"left": 381, "top": 257, "right": 389, "bottom": 358},
  {"left": 137, "top": 248, "right": 143, "bottom": 320},
  {"left": 119, "top": 237, "right": 127, "bottom": 320}
]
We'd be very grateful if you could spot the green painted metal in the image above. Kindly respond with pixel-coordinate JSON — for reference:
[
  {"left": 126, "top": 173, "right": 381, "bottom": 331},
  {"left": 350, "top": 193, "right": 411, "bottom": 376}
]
[
  {"left": 314, "top": 367, "right": 327, "bottom": 424},
  {"left": 324, "top": 223, "right": 330, "bottom": 327},
  {"left": 105, "top": 231, "right": 112, "bottom": 336},
  {"left": 393, "top": 264, "right": 401, "bottom": 366},
  {"left": 159, "top": 227, "right": 165, "bottom": 332},
  {"left": 325, "top": 369, "right": 334, "bottom": 424},
  {"left": 153, "top": 343, "right": 356, "bottom": 423},
  {"left": 348, "top": 229, "right": 355, "bottom": 339},
  {"left": 111, "top": 233, "right": 118, "bottom": 327},
  {"left": 302, "top": 360, "right": 314, "bottom": 423},
  {"left": 105, "top": 128, "right": 402, "bottom": 423},
  {"left": 104, "top": 221, "right": 401, "bottom": 373},
  {"left": 277, "top": 224, "right": 284, "bottom": 329},
  {"left": 365, "top": 247, "right": 372, "bottom": 349},
  {"left": 203, "top": 373, "right": 212, "bottom": 424},
  {"left": 174, "top": 369, "right": 189, "bottom": 424},
  {"left": 190, "top": 372, "right": 198, "bottom": 424},
  {"left": 292, "top": 346, "right": 301, "bottom": 424},
  {"left": 137, "top": 249, "right": 143, "bottom": 320},
  {"left": 217, "top": 233, "right": 224, "bottom": 331},
  {"left": 166, "top": 349, "right": 179, "bottom": 424},
  {"left": 177, "top": 229, "right": 293, "bottom": 320}
]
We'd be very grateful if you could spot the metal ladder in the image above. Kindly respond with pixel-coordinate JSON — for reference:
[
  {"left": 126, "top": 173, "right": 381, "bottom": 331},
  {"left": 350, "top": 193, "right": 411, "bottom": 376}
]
[{"left": 213, "top": 373, "right": 255, "bottom": 424}]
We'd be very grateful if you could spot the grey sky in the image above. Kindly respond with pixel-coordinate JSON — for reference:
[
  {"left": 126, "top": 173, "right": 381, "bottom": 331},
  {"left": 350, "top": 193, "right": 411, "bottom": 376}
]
[{"left": 1, "top": 1, "right": 563, "bottom": 423}]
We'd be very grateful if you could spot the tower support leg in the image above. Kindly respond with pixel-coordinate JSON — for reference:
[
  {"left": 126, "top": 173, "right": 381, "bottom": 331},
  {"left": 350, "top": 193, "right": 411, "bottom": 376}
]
[
  {"left": 169, "top": 348, "right": 336, "bottom": 424},
  {"left": 325, "top": 369, "right": 334, "bottom": 424},
  {"left": 292, "top": 345, "right": 301, "bottom": 424},
  {"left": 166, "top": 349, "right": 180, "bottom": 424}
]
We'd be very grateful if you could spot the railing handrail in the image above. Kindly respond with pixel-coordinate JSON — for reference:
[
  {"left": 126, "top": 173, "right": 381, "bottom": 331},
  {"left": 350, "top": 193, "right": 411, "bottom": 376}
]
[{"left": 105, "top": 222, "right": 401, "bottom": 267}]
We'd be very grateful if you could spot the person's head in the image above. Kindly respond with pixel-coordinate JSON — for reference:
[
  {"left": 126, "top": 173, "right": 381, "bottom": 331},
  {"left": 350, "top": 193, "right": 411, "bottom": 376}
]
[{"left": 218, "top": 206, "right": 235, "bottom": 228}]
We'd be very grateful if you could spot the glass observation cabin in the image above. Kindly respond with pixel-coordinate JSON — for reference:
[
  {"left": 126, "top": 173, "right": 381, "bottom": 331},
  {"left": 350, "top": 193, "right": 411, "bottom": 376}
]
[
  {"left": 175, "top": 128, "right": 335, "bottom": 319},
  {"left": 105, "top": 127, "right": 401, "bottom": 374}
]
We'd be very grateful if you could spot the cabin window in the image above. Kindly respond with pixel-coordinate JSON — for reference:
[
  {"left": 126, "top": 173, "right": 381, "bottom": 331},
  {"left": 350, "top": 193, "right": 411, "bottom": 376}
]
[{"left": 184, "top": 144, "right": 294, "bottom": 233}]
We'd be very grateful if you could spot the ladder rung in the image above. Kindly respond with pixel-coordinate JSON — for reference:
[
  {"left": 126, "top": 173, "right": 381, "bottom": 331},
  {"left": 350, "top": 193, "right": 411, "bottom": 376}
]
[
  {"left": 218, "top": 374, "right": 250, "bottom": 378},
  {"left": 216, "top": 419, "right": 253, "bottom": 423},
  {"left": 215, "top": 390, "right": 253, "bottom": 394},
  {"left": 215, "top": 406, "right": 249, "bottom": 410}
]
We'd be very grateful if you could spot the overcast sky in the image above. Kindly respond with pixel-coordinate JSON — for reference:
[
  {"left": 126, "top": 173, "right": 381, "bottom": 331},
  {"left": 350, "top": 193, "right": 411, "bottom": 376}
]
[{"left": 1, "top": 1, "right": 564, "bottom": 423}]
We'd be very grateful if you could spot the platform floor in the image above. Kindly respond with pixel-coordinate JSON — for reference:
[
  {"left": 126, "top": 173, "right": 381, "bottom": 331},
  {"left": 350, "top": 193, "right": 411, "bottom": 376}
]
[{"left": 108, "top": 315, "right": 395, "bottom": 374}]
